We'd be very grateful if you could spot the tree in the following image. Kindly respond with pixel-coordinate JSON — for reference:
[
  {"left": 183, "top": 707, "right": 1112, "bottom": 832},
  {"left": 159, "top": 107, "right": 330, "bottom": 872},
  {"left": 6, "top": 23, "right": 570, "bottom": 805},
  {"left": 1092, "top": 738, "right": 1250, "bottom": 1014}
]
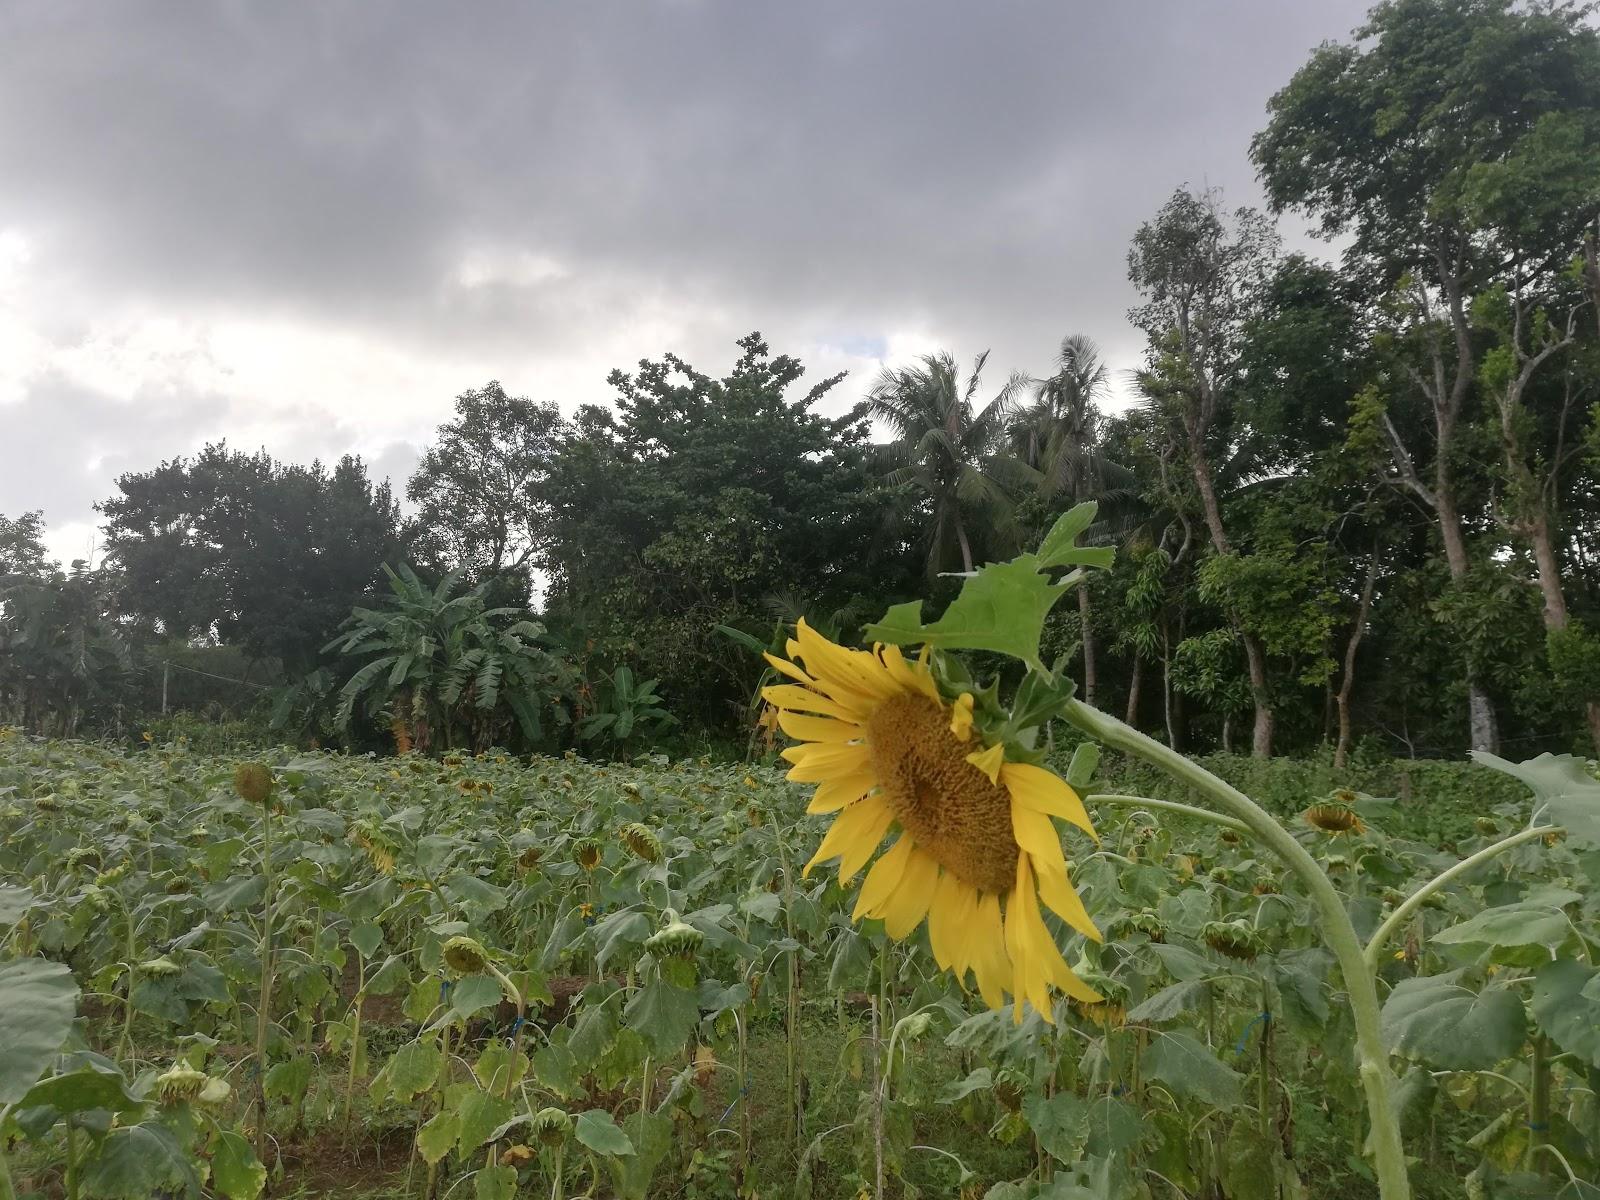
[
  {"left": 867, "top": 350, "right": 1032, "bottom": 577},
  {"left": 1010, "top": 335, "right": 1124, "bottom": 704},
  {"left": 0, "top": 565, "right": 132, "bottom": 736},
  {"left": 1252, "top": 0, "right": 1600, "bottom": 752},
  {"left": 1128, "top": 185, "right": 1281, "bottom": 756},
  {"left": 0, "top": 512, "right": 53, "bottom": 579},
  {"left": 542, "top": 333, "right": 890, "bottom": 731},
  {"left": 99, "top": 446, "right": 403, "bottom": 670},
  {"left": 324, "top": 562, "right": 573, "bottom": 753},
  {"left": 407, "top": 382, "right": 566, "bottom": 588}
]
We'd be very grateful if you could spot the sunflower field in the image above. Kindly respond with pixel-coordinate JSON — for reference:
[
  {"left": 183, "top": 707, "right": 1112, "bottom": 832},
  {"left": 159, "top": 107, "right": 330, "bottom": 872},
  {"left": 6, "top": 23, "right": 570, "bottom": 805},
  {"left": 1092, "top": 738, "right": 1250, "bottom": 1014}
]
[{"left": 2, "top": 508, "right": 1599, "bottom": 1200}]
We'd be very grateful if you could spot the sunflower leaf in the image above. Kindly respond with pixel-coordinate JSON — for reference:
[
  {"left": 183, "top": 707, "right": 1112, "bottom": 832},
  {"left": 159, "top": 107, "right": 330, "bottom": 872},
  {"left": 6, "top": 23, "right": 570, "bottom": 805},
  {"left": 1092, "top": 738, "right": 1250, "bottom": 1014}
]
[{"left": 865, "top": 558, "right": 1067, "bottom": 670}]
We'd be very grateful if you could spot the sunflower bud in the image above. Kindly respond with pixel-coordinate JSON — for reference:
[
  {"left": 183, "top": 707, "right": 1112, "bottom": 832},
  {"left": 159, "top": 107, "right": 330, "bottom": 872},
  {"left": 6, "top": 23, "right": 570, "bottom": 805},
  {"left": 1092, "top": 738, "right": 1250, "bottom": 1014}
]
[
  {"left": 619, "top": 823, "right": 662, "bottom": 863},
  {"left": 95, "top": 863, "right": 129, "bottom": 886},
  {"left": 441, "top": 935, "right": 491, "bottom": 976},
  {"left": 531, "top": 1107, "right": 573, "bottom": 1146},
  {"left": 63, "top": 847, "right": 102, "bottom": 871},
  {"left": 1111, "top": 909, "right": 1164, "bottom": 943},
  {"left": 34, "top": 794, "right": 59, "bottom": 813},
  {"left": 573, "top": 837, "right": 602, "bottom": 872},
  {"left": 233, "top": 763, "right": 274, "bottom": 806},
  {"left": 992, "top": 1077, "right": 1024, "bottom": 1113},
  {"left": 137, "top": 956, "right": 182, "bottom": 977},
  {"left": 1202, "top": 920, "right": 1264, "bottom": 962},
  {"left": 156, "top": 1066, "right": 208, "bottom": 1105},
  {"left": 645, "top": 915, "right": 704, "bottom": 960},
  {"left": 1473, "top": 816, "right": 1500, "bottom": 837}
]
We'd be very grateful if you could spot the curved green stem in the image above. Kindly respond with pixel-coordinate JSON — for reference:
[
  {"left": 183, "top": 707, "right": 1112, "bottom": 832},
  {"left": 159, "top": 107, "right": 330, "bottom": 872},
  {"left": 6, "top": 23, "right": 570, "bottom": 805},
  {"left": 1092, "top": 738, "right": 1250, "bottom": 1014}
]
[
  {"left": 1364, "top": 825, "right": 1560, "bottom": 972},
  {"left": 1063, "top": 699, "right": 1411, "bottom": 1200},
  {"left": 1086, "top": 793, "right": 1252, "bottom": 835}
]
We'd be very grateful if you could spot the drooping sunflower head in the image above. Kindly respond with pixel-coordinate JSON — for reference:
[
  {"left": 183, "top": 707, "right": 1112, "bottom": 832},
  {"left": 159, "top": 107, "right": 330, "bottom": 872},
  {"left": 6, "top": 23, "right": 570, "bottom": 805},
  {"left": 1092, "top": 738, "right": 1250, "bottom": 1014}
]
[
  {"left": 232, "top": 762, "right": 274, "bottom": 806},
  {"left": 619, "top": 822, "right": 663, "bottom": 863},
  {"left": 441, "top": 935, "right": 490, "bottom": 976},
  {"left": 572, "top": 836, "right": 603, "bottom": 872},
  {"left": 763, "top": 619, "right": 1102, "bottom": 1023},
  {"left": 1305, "top": 800, "right": 1364, "bottom": 835}
]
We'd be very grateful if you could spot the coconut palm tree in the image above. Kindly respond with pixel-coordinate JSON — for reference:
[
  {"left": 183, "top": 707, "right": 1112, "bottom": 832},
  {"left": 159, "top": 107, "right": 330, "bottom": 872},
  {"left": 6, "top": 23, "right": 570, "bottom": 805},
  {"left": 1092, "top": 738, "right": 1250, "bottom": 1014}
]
[
  {"left": 867, "top": 351, "right": 1032, "bottom": 577},
  {"left": 1009, "top": 335, "right": 1128, "bottom": 703}
]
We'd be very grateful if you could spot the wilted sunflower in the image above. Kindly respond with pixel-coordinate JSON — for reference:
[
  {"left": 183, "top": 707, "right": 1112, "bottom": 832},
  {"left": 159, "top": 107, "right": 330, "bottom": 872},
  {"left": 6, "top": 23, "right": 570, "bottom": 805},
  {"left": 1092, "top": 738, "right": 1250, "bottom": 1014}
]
[{"left": 763, "top": 619, "right": 1102, "bottom": 1022}]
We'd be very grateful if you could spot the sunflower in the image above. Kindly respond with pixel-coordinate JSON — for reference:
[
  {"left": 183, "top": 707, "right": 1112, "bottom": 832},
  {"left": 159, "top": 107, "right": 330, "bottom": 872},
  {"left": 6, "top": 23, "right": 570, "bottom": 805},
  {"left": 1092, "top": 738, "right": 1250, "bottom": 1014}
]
[{"left": 763, "top": 619, "right": 1102, "bottom": 1022}]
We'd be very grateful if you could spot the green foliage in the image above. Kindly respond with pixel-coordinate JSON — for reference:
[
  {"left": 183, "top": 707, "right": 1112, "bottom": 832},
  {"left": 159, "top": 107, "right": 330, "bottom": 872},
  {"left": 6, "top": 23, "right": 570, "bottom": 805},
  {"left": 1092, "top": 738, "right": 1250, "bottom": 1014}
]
[
  {"left": 323, "top": 562, "right": 574, "bottom": 753},
  {"left": 99, "top": 444, "right": 403, "bottom": 669}
]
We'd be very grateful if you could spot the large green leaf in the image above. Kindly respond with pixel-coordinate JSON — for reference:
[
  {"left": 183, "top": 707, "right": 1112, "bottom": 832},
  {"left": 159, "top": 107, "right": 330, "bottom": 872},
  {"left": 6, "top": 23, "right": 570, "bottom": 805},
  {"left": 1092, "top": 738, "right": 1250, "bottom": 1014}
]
[
  {"left": 1531, "top": 958, "right": 1600, "bottom": 1067},
  {"left": 456, "top": 1090, "right": 513, "bottom": 1155},
  {"left": 1381, "top": 971, "right": 1527, "bottom": 1070},
  {"left": 17, "top": 1066, "right": 141, "bottom": 1118},
  {"left": 0, "top": 958, "right": 78, "bottom": 1103},
  {"left": 0, "top": 885, "right": 35, "bottom": 927},
  {"left": 1022, "top": 1091, "right": 1091, "bottom": 1163},
  {"left": 209, "top": 1130, "right": 266, "bottom": 1200},
  {"left": 1432, "top": 904, "right": 1574, "bottom": 954},
  {"left": 81, "top": 1123, "right": 198, "bottom": 1198},
  {"left": 1470, "top": 751, "right": 1600, "bottom": 849},
  {"left": 623, "top": 979, "right": 700, "bottom": 1057},
  {"left": 1035, "top": 503, "right": 1115, "bottom": 571},
  {"left": 865, "top": 556, "right": 1068, "bottom": 670},
  {"left": 574, "top": 1108, "right": 634, "bottom": 1156},
  {"left": 1140, "top": 1031, "right": 1242, "bottom": 1110},
  {"left": 384, "top": 1039, "right": 442, "bottom": 1102}
]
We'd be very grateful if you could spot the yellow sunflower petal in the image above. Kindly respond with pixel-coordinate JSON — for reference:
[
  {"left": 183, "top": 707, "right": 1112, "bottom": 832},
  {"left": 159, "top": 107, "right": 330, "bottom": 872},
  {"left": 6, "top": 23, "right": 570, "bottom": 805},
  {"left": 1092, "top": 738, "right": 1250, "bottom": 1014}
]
[
  {"left": 878, "top": 643, "right": 940, "bottom": 700},
  {"left": 836, "top": 802, "right": 896, "bottom": 882},
  {"left": 803, "top": 795, "right": 890, "bottom": 878},
  {"left": 853, "top": 837, "right": 914, "bottom": 920},
  {"left": 1000, "top": 763, "right": 1096, "bottom": 840},
  {"left": 971, "top": 893, "right": 1011, "bottom": 1010},
  {"left": 777, "top": 711, "right": 862, "bottom": 744},
  {"left": 761, "top": 684, "right": 867, "bottom": 722},
  {"left": 807, "top": 770, "right": 878, "bottom": 814},
  {"left": 1010, "top": 801, "right": 1066, "bottom": 874},
  {"left": 1033, "top": 860, "right": 1101, "bottom": 942},
  {"left": 965, "top": 743, "right": 1005, "bottom": 785},
  {"left": 763, "top": 653, "right": 815, "bottom": 686},
  {"left": 949, "top": 693, "right": 975, "bottom": 742},
  {"left": 795, "top": 620, "right": 899, "bottom": 701},
  {"left": 783, "top": 743, "right": 871, "bottom": 783},
  {"left": 927, "top": 871, "right": 966, "bottom": 970},
  {"left": 946, "top": 885, "right": 983, "bottom": 980},
  {"left": 880, "top": 848, "right": 939, "bottom": 938}
]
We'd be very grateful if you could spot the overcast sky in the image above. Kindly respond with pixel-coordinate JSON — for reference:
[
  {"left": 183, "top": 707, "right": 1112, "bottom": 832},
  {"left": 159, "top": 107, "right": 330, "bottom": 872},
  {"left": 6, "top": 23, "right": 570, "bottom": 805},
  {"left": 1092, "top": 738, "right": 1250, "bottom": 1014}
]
[{"left": 0, "top": 1, "right": 1372, "bottom": 568}]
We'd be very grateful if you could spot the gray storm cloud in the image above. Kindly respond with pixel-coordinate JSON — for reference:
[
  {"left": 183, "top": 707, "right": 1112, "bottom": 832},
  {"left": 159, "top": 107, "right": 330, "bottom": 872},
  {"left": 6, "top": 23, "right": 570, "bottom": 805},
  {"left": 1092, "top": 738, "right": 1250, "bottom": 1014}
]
[{"left": 0, "top": 0, "right": 1370, "bottom": 564}]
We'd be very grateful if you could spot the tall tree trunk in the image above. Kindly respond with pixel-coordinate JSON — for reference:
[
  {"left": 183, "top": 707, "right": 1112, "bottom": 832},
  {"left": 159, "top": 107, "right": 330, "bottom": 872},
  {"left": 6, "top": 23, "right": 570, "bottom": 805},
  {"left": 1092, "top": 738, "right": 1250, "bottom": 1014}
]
[
  {"left": 1077, "top": 585, "right": 1097, "bottom": 706},
  {"left": 1526, "top": 511, "right": 1600, "bottom": 754},
  {"left": 1192, "top": 450, "right": 1273, "bottom": 756},
  {"left": 1434, "top": 490, "right": 1499, "bottom": 754},
  {"left": 954, "top": 517, "right": 974, "bottom": 574},
  {"left": 1335, "top": 548, "right": 1381, "bottom": 770},
  {"left": 1126, "top": 653, "right": 1143, "bottom": 727}
]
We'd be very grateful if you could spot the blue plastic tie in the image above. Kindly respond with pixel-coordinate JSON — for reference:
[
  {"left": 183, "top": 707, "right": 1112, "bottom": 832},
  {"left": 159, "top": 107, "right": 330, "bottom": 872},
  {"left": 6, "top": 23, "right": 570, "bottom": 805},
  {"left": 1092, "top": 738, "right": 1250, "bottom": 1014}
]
[
  {"left": 717, "top": 1082, "right": 750, "bottom": 1126},
  {"left": 1233, "top": 1011, "right": 1271, "bottom": 1056},
  {"left": 439, "top": 980, "right": 451, "bottom": 1002}
]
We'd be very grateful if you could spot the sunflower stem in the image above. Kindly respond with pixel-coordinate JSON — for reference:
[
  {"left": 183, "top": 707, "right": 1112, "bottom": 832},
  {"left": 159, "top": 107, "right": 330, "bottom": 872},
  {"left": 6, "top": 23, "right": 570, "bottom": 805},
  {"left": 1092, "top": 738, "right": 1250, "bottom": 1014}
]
[
  {"left": 1085, "top": 794, "right": 1251, "bottom": 836},
  {"left": 1364, "top": 825, "right": 1561, "bottom": 972},
  {"left": 1062, "top": 699, "right": 1411, "bottom": 1200}
]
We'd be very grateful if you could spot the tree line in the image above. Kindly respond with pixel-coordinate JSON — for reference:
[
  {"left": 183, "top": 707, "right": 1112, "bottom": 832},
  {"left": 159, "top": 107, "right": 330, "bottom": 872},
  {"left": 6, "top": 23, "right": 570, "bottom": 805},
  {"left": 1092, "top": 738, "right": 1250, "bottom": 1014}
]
[{"left": 4, "top": 0, "right": 1600, "bottom": 762}]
